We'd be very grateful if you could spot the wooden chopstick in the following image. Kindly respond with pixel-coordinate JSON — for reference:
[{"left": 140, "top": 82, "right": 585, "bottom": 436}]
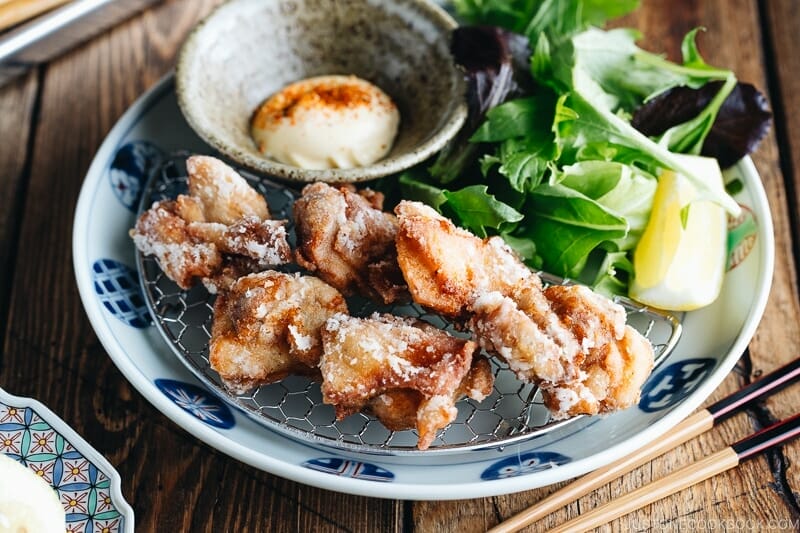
[
  {"left": 549, "top": 412, "right": 800, "bottom": 532},
  {"left": 0, "top": 0, "right": 71, "bottom": 32},
  {"left": 488, "top": 355, "right": 800, "bottom": 533}
]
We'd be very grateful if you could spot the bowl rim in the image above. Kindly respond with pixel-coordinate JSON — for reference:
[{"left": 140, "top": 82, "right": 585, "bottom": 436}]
[{"left": 175, "top": 0, "right": 468, "bottom": 183}]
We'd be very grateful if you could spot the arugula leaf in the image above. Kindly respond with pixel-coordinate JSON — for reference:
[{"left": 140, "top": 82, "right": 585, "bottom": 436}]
[
  {"left": 473, "top": 91, "right": 559, "bottom": 192},
  {"left": 442, "top": 185, "right": 524, "bottom": 237},
  {"left": 399, "top": 176, "right": 524, "bottom": 238},
  {"left": 495, "top": 141, "right": 551, "bottom": 192}
]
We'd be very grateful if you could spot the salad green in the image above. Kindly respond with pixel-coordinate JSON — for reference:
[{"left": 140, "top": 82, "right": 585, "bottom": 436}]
[{"left": 384, "top": 0, "right": 771, "bottom": 296}]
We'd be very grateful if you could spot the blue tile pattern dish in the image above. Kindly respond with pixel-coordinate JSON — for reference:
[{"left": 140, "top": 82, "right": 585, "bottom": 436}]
[{"left": 0, "top": 388, "right": 134, "bottom": 532}]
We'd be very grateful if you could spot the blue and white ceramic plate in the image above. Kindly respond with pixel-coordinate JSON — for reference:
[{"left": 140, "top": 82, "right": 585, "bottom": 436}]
[
  {"left": 0, "top": 388, "right": 134, "bottom": 532},
  {"left": 72, "top": 74, "right": 774, "bottom": 499}
]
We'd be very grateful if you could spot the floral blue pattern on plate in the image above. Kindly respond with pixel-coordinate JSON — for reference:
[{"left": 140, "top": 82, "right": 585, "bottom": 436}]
[
  {"left": 639, "top": 358, "right": 717, "bottom": 413},
  {"left": 155, "top": 379, "right": 236, "bottom": 429},
  {"left": 109, "top": 141, "right": 164, "bottom": 211},
  {"left": 72, "top": 74, "right": 774, "bottom": 500},
  {"left": 0, "top": 388, "right": 134, "bottom": 532}
]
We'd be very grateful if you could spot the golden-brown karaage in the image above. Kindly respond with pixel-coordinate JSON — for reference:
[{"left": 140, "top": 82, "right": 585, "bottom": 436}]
[
  {"left": 209, "top": 271, "right": 348, "bottom": 393},
  {"left": 319, "top": 313, "right": 490, "bottom": 449},
  {"left": 294, "top": 182, "right": 408, "bottom": 304},
  {"left": 394, "top": 200, "right": 654, "bottom": 419},
  {"left": 395, "top": 201, "right": 530, "bottom": 317},
  {"left": 131, "top": 156, "right": 291, "bottom": 291}
]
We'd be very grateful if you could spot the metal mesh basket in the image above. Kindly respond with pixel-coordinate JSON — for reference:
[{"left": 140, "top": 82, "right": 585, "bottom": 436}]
[{"left": 136, "top": 154, "right": 682, "bottom": 455}]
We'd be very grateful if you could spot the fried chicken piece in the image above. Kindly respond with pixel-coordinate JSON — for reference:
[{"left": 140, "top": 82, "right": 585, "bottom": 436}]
[
  {"left": 294, "top": 182, "right": 408, "bottom": 304},
  {"left": 543, "top": 284, "right": 626, "bottom": 351},
  {"left": 367, "top": 356, "right": 493, "bottom": 447},
  {"left": 130, "top": 198, "right": 222, "bottom": 289},
  {"left": 186, "top": 217, "right": 290, "bottom": 269},
  {"left": 394, "top": 201, "right": 530, "bottom": 317},
  {"left": 186, "top": 155, "right": 270, "bottom": 224},
  {"left": 394, "top": 200, "right": 654, "bottom": 419},
  {"left": 209, "top": 271, "right": 348, "bottom": 393},
  {"left": 319, "top": 313, "right": 485, "bottom": 449},
  {"left": 131, "top": 155, "right": 291, "bottom": 291},
  {"left": 540, "top": 325, "right": 654, "bottom": 417},
  {"left": 470, "top": 286, "right": 654, "bottom": 418}
]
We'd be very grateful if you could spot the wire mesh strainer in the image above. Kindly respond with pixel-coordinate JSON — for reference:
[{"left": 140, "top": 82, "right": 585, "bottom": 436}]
[{"left": 136, "top": 154, "right": 682, "bottom": 456}]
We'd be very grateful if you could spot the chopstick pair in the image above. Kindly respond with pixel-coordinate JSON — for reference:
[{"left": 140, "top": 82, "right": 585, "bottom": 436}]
[{"left": 489, "top": 355, "right": 800, "bottom": 533}]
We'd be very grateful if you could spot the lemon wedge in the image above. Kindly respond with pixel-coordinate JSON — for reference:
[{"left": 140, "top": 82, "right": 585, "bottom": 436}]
[
  {"left": 0, "top": 454, "right": 65, "bottom": 533},
  {"left": 629, "top": 154, "right": 728, "bottom": 311}
]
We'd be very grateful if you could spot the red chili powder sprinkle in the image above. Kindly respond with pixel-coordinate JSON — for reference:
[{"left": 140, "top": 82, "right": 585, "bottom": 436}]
[{"left": 252, "top": 76, "right": 395, "bottom": 129}]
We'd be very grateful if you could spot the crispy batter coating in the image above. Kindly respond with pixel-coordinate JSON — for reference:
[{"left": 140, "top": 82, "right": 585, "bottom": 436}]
[
  {"left": 130, "top": 198, "right": 222, "bottom": 290},
  {"left": 187, "top": 217, "right": 290, "bottom": 269},
  {"left": 320, "top": 313, "right": 486, "bottom": 449},
  {"left": 209, "top": 271, "right": 348, "bottom": 393},
  {"left": 367, "top": 356, "right": 493, "bottom": 448},
  {"left": 186, "top": 155, "right": 270, "bottom": 224},
  {"left": 131, "top": 156, "right": 290, "bottom": 291},
  {"left": 395, "top": 201, "right": 530, "bottom": 317},
  {"left": 540, "top": 325, "right": 654, "bottom": 417},
  {"left": 294, "top": 182, "right": 408, "bottom": 304},
  {"left": 395, "top": 200, "right": 654, "bottom": 419}
]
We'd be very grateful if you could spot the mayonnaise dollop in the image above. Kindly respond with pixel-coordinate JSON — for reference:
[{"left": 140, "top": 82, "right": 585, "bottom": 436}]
[{"left": 251, "top": 75, "right": 400, "bottom": 169}]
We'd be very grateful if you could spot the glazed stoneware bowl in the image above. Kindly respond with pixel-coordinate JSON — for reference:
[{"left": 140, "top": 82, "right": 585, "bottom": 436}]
[{"left": 176, "top": 0, "right": 467, "bottom": 184}]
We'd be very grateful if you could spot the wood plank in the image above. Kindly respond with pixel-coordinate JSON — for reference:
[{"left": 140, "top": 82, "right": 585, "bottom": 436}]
[
  {"left": 416, "top": 0, "right": 800, "bottom": 531},
  {"left": 760, "top": 0, "right": 800, "bottom": 519},
  {"left": 0, "top": 0, "right": 403, "bottom": 530},
  {"left": 0, "top": 70, "right": 37, "bottom": 345}
]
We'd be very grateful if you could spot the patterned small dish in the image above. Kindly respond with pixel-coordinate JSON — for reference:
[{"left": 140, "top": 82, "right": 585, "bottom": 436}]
[
  {"left": 175, "top": 0, "right": 467, "bottom": 184},
  {"left": 0, "top": 388, "right": 134, "bottom": 532}
]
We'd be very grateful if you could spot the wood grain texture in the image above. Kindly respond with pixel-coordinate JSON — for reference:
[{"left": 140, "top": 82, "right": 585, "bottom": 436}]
[
  {"left": 0, "top": 71, "right": 37, "bottom": 345},
  {"left": 0, "top": 0, "right": 798, "bottom": 531}
]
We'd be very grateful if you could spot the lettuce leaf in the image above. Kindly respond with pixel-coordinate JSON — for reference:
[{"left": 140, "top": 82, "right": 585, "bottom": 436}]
[{"left": 522, "top": 183, "right": 628, "bottom": 276}]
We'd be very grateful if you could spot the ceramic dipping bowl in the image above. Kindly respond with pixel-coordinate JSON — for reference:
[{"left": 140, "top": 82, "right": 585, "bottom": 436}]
[{"left": 176, "top": 0, "right": 467, "bottom": 184}]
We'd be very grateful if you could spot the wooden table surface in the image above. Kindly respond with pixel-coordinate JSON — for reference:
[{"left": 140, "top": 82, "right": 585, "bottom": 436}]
[{"left": 1, "top": 0, "right": 799, "bottom": 531}]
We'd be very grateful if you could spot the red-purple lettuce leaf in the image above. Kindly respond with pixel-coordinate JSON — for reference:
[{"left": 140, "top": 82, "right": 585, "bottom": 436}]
[{"left": 631, "top": 81, "right": 772, "bottom": 168}]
